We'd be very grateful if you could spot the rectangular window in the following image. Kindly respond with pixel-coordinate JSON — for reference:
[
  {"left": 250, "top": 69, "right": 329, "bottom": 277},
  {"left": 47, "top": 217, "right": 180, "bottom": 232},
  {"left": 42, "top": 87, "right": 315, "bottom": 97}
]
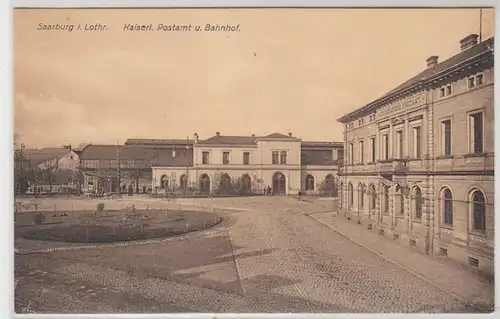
[
  {"left": 476, "top": 73, "right": 484, "bottom": 86},
  {"left": 349, "top": 143, "right": 354, "bottom": 164},
  {"left": 243, "top": 152, "right": 250, "bottom": 165},
  {"left": 396, "top": 130, "right": 403, "bottom": 159},
  {"left": 468, "top": 76, "right": 476, "bottom": 89},
  {"left": 202, "top": 151, "right": 210, "bottom": 164},
  {"left": 413, "top": 127, "right": 422, "bottom": 158},
  {"left": 370, "top": 137, "right": 376, "bottom": 162},
  {"left": 222, "top": 151, "right": 230, "bottom": 164},
  {"left": 280, "top": 151, "right": 287, "bottom": 164},
  {"left": 272, "top": 151, "right": 279, "bottom": 164},
  {"left": 359, "top": 140, "right": 364, "bottom": 163},
  {"left": 446, "top": 84, "right": 452, "bottom": 96},
  {"left": 469, "top": 112, "right": 483, "bottom": 154},
  {"left": 383, "top": 134, "right": 389, "bottom": 160},
  {"left": 337, "top": 149, "right": 344, "bottom": 164},
  {"left": 439, "top": 87, "right": 445, "bottom": 97},
  {"left": 442, "top": 120, "right": 452, "bottom": 156}
]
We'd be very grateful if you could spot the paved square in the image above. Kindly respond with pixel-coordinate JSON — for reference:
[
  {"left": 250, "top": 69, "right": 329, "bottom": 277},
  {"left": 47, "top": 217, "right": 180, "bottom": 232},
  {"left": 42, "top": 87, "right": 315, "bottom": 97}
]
[{"left": 15, "top": 196, "right": 493, "bottom": 313}]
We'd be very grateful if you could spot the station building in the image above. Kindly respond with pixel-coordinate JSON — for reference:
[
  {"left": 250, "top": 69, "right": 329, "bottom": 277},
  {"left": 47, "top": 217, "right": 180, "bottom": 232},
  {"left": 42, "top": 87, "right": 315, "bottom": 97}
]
[
  {"left": 337, "top": 34, "right": 494, "bottom": 278},
  {"left": 79, "top": 133, "right": 343, "bottom": 196}
]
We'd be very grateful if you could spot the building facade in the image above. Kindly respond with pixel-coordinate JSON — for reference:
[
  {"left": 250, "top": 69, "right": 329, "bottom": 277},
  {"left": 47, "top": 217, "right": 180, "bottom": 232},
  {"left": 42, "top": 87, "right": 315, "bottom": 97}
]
[
  {"left": 79, "top": 133, "right": 342, "bottom": 196},
  {"left": 152, "top": 132, "right": 343, "bottom": 196},
  {"left": 79, "top": 142, "right": 192, "bottom": 194},
  {"left": 337, "top": 34, "right": 494, "bottom": 278}
]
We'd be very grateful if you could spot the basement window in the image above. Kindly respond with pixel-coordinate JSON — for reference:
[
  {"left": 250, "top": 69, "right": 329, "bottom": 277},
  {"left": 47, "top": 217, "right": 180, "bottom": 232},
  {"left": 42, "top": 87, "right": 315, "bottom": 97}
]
[
  {"left": 439, "top": 248, "right": 448, "bottom": 256},
  {"left": 393, "top": 234, "right": 399, "bottom": 240},
  {"left": 468, "top": 257, "right": 479, "bottom": 268},
  {"left": 409, "top": 239, "right": 416, "bottom": 247}
]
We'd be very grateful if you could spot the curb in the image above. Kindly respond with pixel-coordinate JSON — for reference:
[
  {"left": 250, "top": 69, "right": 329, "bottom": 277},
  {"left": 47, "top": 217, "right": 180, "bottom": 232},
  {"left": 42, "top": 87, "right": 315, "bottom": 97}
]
[
  {"left": 307, "top": 213, "right": 492, "bottom": 313},
  {"left": 15, "top": 217, "right": 229, "bottom": 255}
]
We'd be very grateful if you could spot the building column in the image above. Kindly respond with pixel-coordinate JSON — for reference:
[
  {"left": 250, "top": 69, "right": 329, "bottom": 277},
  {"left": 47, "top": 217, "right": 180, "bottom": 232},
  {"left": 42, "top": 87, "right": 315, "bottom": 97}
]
[{"left": 404, "top": 115, "right": 410, "bottom": 158}]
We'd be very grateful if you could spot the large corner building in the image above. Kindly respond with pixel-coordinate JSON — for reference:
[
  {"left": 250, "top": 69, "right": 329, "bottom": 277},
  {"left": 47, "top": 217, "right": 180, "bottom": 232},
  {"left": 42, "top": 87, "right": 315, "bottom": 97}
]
[{"left": 337, "top": 34, "right": 494, "bottom": 277}]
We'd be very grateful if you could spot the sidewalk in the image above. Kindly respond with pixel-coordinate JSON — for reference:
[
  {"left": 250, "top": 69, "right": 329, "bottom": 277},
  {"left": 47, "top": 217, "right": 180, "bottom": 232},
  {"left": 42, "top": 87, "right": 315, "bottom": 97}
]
[{"left": 309, "top": 212, "right": 495, "bottom": 312}]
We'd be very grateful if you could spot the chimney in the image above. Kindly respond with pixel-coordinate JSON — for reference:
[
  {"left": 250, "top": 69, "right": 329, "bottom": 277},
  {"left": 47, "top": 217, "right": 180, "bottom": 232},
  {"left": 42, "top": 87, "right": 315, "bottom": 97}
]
[
  {"left": 288, "top": 132, "right": 292, "bottom": 137},
  {"left": 194, "top": 133, "right": 199, "bottom": 144},
  {"left": 460, "top": 34, "right": 479, "bottom": 51},
  {"left": 172, "top": 149, "right": 176, "bottom": 157},
  {"left": 251, "top": 134, "right": 255, "bottom": 137},
  {"left": 426, "top": 55, "right": 439, "bottom": 68},
  {"left": 216, "top": 132, "right": 220, "bottom": 137}
]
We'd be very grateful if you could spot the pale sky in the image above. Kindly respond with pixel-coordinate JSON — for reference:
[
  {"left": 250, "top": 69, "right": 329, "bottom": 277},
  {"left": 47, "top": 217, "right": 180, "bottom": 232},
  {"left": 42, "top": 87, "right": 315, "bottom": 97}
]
[{"left": 13, "top": 8, "right": 494, "bottom": 148}]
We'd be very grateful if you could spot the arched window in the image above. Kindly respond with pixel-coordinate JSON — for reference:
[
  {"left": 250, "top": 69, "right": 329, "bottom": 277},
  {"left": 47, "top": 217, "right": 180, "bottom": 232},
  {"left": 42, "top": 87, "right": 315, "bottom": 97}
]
[
  {"left": 395, "top": 185, "right": 404, "bottom": 215},
  {"left": 443, "top": 188, "right": 453, "bottom": 225},
  {"left": 358, "top": 184, "right": 365, "bottom": 209},
  {"left": 413, "top": 186, "right": 423, "bottom": 219},
  {"left": 305, "top": 174, "right": 315, "bottom": 191},
  {"left": 382, "top": 185, "right": 389, "bottom": 213},
  {"left": 471, "top": 190, "right": 486, "bottom": 231},
  {"left": 348, "top": 183, "right": 353, "bottom": 207},
  {"left": 369, "top": 184, "right": 376, "bottom": 210}
]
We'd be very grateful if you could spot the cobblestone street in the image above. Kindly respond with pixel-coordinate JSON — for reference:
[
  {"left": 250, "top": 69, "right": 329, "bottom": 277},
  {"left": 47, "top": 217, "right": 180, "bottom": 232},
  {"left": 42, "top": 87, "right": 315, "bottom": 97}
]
[{"left": 15, "top": 197, "right": 494, "bottom": 313}]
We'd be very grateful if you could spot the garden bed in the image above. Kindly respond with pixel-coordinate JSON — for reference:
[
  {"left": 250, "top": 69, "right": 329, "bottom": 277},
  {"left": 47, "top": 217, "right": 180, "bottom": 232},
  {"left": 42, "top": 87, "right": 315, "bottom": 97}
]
[{"left": 16, "top": 208, "right": 222, "bottom": 243}]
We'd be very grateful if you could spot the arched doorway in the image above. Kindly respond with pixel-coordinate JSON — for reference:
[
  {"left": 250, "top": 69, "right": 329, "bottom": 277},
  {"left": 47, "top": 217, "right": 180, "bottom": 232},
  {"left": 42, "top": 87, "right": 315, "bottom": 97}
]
[
  {"left": 305, "top": 174, "right": 315, "bottom": 191},
  {"left": 218, "top": 173, "right": 232, "bottom": 195},
  {"left": 160, "top": 175, "right": 168, "bottom": 189},
  {"left": 272, "top": 172, "right": 286, "bottom": 195},
  {"left": 241, "top": 174, "right": 252, "bottom": 195},
  {"left": 199, "top": 174, "right": 210, "bottom": 194},
  {"left": 179, "top": 174, "right": 188, "bottom": 191},
  {"left": 323, "top": 174, "right": 337, "bottom": 197}
]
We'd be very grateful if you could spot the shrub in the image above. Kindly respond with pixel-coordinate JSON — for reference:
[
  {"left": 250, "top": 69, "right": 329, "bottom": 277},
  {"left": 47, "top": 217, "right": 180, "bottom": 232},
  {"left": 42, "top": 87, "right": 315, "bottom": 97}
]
[{"left": 33, "top": 213, "right": 45, "bottom": 225}]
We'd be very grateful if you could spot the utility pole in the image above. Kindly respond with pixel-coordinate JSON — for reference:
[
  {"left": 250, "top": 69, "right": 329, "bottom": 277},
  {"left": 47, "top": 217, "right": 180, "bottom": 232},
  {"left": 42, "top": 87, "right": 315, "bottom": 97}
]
[
  {"left": 18, "top": 143, "right": 25, "bottom": 195},
  {"left": 116, "top": 141, "right": 120, "bottom": 194},
  {"left": 186, "top": 136, "right": 189, "bottom": 196},
  {"left": 479, "top": 8, "right": 483, "bottom": 42}
]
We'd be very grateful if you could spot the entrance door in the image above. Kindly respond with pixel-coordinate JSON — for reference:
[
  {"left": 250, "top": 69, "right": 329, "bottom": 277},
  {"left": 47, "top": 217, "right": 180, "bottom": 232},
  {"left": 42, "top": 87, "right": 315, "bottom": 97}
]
[
  {"left": 200, "top": 174, "right": 210, "bottom": 194},
  {"left": 272, "top": 172, "right": 286, "bottom": 195}
]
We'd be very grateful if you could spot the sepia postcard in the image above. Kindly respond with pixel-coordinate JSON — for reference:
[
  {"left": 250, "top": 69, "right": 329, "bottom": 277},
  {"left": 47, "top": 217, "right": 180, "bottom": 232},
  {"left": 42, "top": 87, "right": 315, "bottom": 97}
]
[{"left": 13, "top": 6, "right": 495, "bottom": 315}]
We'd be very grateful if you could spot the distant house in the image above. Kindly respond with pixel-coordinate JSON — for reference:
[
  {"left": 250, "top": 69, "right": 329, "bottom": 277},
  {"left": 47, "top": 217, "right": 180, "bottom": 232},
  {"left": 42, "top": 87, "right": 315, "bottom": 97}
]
[
  {"left": 79, "top": 142, "right": 192, "bottom": 194},
  {"left": 22, "top": 147, "right": 80, "bottom": 171},
  {"left": 14, "top": 146, "right": 81, "bottom": 193}
]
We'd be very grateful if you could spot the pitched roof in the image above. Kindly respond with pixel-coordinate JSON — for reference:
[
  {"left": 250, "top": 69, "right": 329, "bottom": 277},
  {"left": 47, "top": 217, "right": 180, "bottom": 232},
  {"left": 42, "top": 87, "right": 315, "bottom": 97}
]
[
  {"left": 154, "top": 149, "right": 193, "bottom": 167},
  {"left": 22, "top": 148, "right": 72, "bottom": 166},
  {"left": 197, "top": 135, "right": 258, "bottom": 146},
  {"left": 125, "top": 138, "right": 194, "bottom": 146},
  {"left": 301, "top": 141, "right": 343, "bottom": 148},
  {"left": 302, "top": 149, "right": 339, "bottom": 166},
  {"left": 337, "top": 36, "right": 494, "bottom": 122},
  {"left": 263, "top": 133, "right": 299, "bottom": 140},
  {"left": 80, "top": 145, "right": 193, "bottom": 167}
]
